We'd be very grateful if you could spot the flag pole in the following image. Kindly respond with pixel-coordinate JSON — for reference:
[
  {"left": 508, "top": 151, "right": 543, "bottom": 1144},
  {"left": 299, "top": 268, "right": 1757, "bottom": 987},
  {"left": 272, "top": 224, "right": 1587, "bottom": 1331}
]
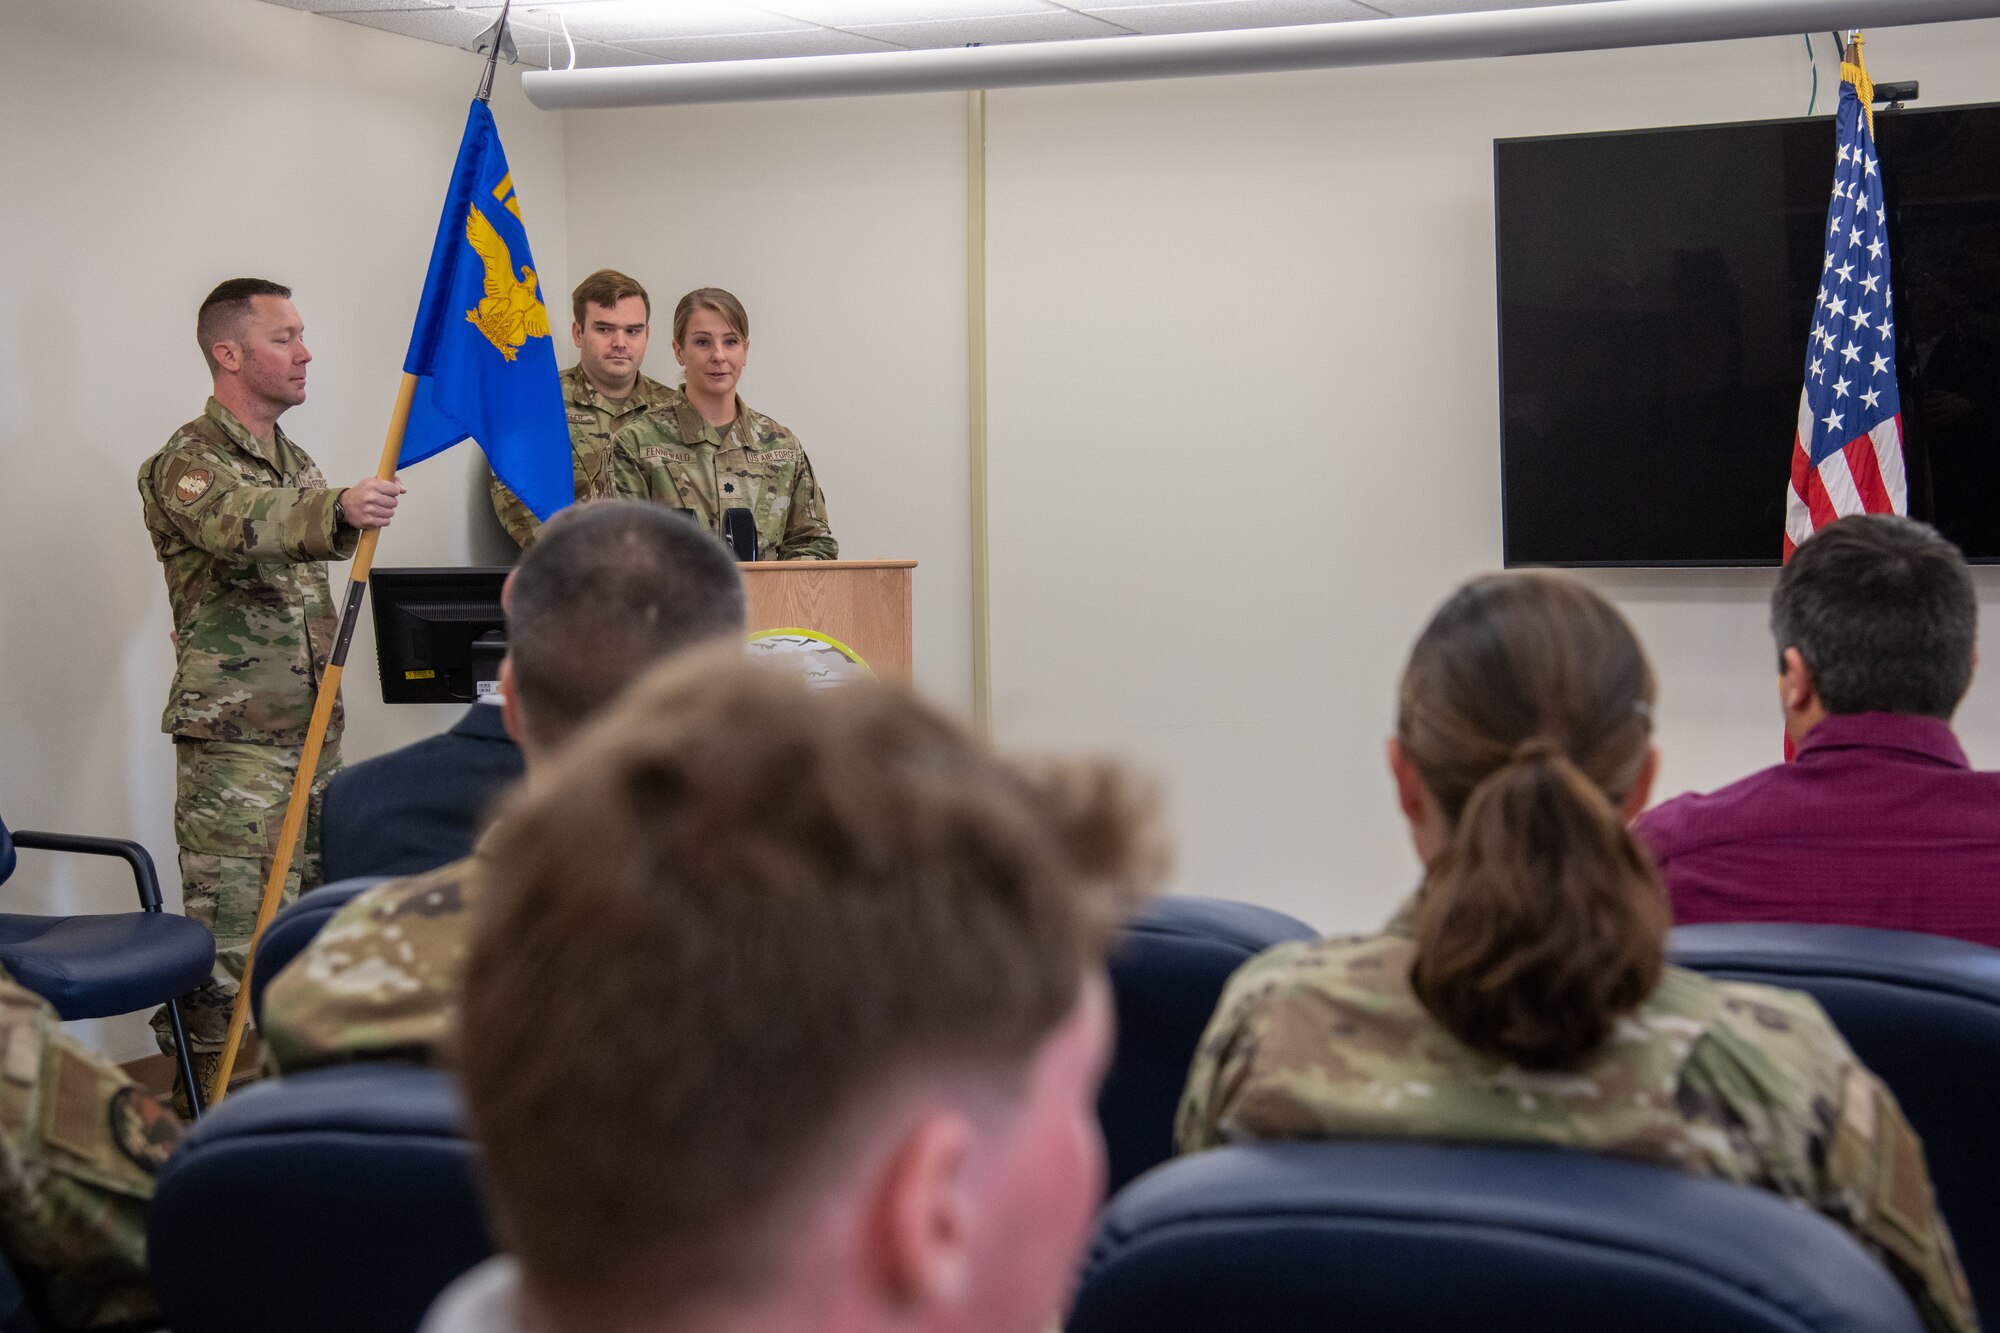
[
  {"left": 206, "top": 0, "right": 516, "bottom": 1106},
  {"left": 206, "top": 376, "right": 418, "bottom": 1105}
]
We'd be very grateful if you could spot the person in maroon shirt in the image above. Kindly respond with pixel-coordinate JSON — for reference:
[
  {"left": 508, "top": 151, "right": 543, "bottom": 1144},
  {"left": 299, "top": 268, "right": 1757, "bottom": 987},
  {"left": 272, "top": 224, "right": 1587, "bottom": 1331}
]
[{"left": 1635, "top": 514, "right": 2000, "bottom": 947}]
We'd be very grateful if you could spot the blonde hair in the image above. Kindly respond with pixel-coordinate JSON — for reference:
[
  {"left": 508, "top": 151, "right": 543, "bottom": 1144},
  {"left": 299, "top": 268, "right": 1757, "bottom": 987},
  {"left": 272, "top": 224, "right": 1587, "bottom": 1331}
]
[{"left": 672, "top": 287, "right": 749, "bottom": 344}]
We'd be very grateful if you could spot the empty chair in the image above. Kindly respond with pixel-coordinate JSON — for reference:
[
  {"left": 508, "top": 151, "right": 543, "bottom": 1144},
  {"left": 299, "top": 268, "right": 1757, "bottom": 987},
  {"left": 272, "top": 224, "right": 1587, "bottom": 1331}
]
[
  {"left": 0, "top": 815, "right": 215, "bottom": 1116},
  {"left": 1098, "top": 895, "right": 1316, "bottom": 1194},
  {"left": 148, "top": 1063, "right": 491, "bottom": 1333},
  {"left": 1071, "top": 1140, "right": 1926, "bottom": 1333},
  {"left": 1673, "top": 922, "right": 2000, "bottom": 1325},
  {"left": 247, "top": 875, "right": 390, "bottom": 1026}
]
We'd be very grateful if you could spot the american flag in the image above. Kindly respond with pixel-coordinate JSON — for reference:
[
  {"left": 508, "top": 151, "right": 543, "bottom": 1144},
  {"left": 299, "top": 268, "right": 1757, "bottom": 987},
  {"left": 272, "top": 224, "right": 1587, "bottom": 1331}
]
[{"left": 1785, "top": 41, "right": 1904, "bottom": 560}]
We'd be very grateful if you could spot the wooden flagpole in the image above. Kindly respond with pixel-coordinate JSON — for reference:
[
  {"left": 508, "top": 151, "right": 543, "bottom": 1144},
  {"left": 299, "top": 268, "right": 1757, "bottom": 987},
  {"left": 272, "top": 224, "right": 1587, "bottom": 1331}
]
[{"left": 206, "top": 373, "right": 418, "bottom": 1105}]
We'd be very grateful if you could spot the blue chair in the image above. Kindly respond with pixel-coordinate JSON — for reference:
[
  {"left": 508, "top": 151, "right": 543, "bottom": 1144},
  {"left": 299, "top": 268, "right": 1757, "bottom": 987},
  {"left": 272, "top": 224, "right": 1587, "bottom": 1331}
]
[
  {"left": 1072, "top": 1140, "right": 1926, "bottom": 1333},
  {"left": 1099, "top": 895, "right": 1317, "bottom": 1194},
  {"left": 149, "top": 1063, "right": 492, "bottom": 1333},
  {"left": 1673, "top": 922, "right": 2000, "bottom": 1325},
  {"left": 0, "top": 816, "right": 215, "bottom": 1118},
  {"left": 247, "top": 875, "right": 389, "bottom": 1026}
]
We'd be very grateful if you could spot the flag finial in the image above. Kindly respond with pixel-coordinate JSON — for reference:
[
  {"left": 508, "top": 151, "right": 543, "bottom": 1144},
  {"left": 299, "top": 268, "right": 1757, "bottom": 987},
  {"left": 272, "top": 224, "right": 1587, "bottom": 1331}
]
[
  {"left": 1842, "top": 31, "right": 1875, "bottom": 137},
  {"left": 474, "top": 0, "right": 516, "bottom": 104}
]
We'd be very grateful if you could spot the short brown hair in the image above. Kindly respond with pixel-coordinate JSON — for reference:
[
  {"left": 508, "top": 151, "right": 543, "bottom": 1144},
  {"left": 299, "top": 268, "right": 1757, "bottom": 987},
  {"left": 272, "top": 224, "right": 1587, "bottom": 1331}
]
[
  {"left": 1399, "top": 572, "right": 1665, "bottom": 1071},
  {"left": 196, "top": 278, "right": 290, "bottom": 373},
  {"left": 672, "top": 286, "right": 749, "bottom": 344},
  {"left": 506, "top": 501, "right": 744, "bottom": 751},
  {"left": 570, "top": 268, "right": 649, "bottom": 326},
  {"left": 459, "top": 651, "right": 1161, "bottom": 1326}
]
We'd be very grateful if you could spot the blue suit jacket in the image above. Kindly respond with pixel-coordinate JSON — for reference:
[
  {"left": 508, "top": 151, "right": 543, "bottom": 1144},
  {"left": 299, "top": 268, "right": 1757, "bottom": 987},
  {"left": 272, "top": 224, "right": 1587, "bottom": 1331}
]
[{"left": 320, "top": 704, "right": 524, "bottom": 883}]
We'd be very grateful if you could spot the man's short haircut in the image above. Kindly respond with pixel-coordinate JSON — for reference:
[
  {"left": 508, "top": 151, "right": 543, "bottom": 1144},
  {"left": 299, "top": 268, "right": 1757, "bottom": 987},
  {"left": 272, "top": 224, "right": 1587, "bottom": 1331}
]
[
  {"left": 506, "top": 501, "right": 745, "bottom": 750},
  {"left": 571, "top": 268, "right": 650, "bottom": 326},
  {"left": 196, "top": 278, "right": 291, "bottom": 373},
  {"left": 458, "top": 652, "right": 1162, "bottom": 1328},
  {"left": 1771, "top": 513, "right": 1977, "bottom": 719}
]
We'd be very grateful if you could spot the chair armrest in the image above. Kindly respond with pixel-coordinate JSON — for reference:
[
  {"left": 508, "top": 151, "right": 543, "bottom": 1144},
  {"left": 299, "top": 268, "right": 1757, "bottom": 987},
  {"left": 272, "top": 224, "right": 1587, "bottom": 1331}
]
[{"left": 8, "top": 832, "right": 164, "bottom": 912}]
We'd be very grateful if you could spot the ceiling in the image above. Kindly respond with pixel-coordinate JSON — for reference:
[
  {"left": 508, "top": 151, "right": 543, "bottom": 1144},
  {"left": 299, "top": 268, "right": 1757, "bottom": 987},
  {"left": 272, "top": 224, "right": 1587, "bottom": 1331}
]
[{"left": 259, "top": 0, "right": 1603, "bottom": 70}]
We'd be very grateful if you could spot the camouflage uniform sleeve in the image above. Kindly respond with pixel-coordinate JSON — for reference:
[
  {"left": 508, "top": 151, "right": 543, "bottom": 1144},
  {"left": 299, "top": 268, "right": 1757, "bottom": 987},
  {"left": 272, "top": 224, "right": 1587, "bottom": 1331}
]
[
  {"left": 148, "top": 444, "right": 356, "bottom": 564},
  {"left": 1175, "top": 944, "right": 1310, "bottom": 1153},
  {"left": 1821, "top": 1067, "right": 1978, "bottom": 1333},
  {"left": 775, "top": 448, "right": 838, "bottom": 561},
  {"left": 1682, "top": 987, "right": 1977, "bottom": 1333},
  {"left": 487, "top": 471, "right": 541, "bottom": 550},
  {"left": 261, "top": 867, "right": 474, "bottom": 1074},
  {"left": 0, "top": 985, "right": 174, "bottom": 1332}
]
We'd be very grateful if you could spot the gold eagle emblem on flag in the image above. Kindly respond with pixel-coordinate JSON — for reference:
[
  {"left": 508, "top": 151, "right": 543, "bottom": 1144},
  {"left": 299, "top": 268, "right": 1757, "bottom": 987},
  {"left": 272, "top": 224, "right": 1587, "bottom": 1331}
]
[{"left": 463, "top": 203, "right": 550, "bottom": 361}]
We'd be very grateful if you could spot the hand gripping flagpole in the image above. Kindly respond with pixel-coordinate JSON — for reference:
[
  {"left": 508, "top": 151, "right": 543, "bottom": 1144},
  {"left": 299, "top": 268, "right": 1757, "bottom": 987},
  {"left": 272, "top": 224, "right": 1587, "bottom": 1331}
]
[{"left": 207, "top": 6, "right": 516, "bottom": 1106}]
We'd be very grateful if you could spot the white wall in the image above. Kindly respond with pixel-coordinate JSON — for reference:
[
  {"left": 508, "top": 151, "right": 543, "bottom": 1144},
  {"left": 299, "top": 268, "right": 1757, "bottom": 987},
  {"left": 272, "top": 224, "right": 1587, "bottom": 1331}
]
[
  {"left": 979, "top": 22, "right": 2000, "bottom": 932},
  {"left": 0, "top": 0, "right": 564, "bottom": 1057}
]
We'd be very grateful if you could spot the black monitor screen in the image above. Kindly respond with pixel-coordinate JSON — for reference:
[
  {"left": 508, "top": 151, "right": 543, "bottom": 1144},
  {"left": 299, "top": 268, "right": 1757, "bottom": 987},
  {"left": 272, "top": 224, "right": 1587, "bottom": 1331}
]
[
  {"left": 1496, "top": 102, "right": 2000, "bottom": 566},
  {"left": 370, "top": 568, "right": 510, "bottom": 704}
]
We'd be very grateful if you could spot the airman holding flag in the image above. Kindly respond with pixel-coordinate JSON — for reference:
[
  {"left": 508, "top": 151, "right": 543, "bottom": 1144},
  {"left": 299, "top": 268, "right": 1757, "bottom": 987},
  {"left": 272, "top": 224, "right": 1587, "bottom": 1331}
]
[{"left": 136, "top": 278, "right": 403, "bottom": 1108}]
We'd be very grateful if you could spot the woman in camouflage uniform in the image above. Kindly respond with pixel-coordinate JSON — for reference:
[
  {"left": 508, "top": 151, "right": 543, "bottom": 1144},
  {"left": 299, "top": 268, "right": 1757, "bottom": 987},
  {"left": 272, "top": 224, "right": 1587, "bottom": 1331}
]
[
  {"left": 1179, "top": 572, "right": 1976, "bottom": 1333},
  {"left": 606, "top": 288, "right": 837, "bottom": 561}
]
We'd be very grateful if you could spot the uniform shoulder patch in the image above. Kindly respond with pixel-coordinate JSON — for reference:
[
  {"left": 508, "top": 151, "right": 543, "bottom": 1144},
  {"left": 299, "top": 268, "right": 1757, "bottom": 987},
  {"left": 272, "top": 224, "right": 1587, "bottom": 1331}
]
[
  {"left": 45, "top": 1047, "right": 102, "bottom": 1160},
  {"left": 174, "top": 467, "right": 214, "bottom": 504},
  {"left": 107, "top": 1085, "right": 181, "bottom": 1174}
]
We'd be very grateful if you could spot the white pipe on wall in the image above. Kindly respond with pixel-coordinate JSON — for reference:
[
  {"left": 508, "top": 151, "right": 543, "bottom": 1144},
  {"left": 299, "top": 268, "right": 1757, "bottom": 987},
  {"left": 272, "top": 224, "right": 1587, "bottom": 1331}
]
[{"left": 522, "top": 0, "right": 2000, "bottom": 108}]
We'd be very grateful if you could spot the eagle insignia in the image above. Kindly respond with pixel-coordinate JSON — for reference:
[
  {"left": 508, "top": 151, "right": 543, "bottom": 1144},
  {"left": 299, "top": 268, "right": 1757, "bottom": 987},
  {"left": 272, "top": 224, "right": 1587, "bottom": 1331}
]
[{"left": 464, "top": 203, "right": 551, "bottom": 362}]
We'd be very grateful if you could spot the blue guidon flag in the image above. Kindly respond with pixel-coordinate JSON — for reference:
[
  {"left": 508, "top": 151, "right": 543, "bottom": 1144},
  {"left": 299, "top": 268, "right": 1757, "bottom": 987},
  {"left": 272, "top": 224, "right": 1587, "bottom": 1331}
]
[
  {"left": 398, "top": 99, "right": 572, "bottom": 522},
  {"left": 1786, "top": 35, "right": 1904, "bottom": 560}
]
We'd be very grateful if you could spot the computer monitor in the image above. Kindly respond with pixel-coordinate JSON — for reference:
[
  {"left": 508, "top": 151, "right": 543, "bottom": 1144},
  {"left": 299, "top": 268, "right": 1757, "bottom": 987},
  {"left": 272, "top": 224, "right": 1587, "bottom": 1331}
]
[{"left": 369, "top": 568, "right": 510, "bottom": 704}]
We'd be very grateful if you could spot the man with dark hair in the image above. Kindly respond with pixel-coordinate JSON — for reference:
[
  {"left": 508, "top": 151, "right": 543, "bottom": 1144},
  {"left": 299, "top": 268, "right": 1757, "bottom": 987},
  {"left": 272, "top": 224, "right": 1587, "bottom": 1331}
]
[
  {"left": 1637, "top": 513, "right": 2000, "bottom": 944},
  {"left": 263, "top": 501, "right": 745, "bottom": 1072},
  {"left": 490, "top": 267, "right": 677, "bottom": 547},
  {"left": 421, "top": 650, "right": 1162, "bottom": 1333},
  {"left": 136, "top": 278, "right": 404, "bottom": 1103}
]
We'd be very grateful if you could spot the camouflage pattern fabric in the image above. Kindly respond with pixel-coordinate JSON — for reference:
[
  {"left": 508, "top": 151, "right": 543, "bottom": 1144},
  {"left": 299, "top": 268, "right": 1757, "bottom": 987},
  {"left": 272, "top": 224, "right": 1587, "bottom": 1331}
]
[
  {"left": 608, "top": 391, "right": 838, "bottom": 561},
  {"left": 489, "top": 365, "right": 679, "bottom": 549},
  {"left": 1178, "top": 902, "right": 1977, "bottom": 1333},
  {"left": 262, "top": 850, "right": 489, "bottom": 1074},
  {"left": 0, "top": 969, "right": 178, "bottom": 1331},
  {"left": 152, "top": 739, "right": 337, "bottom": 1055},
  {"left": 136, "top": 398, "right": 357, "bottom": 747}
]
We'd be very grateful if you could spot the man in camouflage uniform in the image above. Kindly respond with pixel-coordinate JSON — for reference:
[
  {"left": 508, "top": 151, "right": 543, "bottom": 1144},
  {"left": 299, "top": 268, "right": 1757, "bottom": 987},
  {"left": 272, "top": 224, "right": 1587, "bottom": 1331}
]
[
  {"left": 262, "top": 502, "right": 746, "bottom": 1073},
  {"left": 0, "top": 966, "right": 180, "bottom": 1331},
  {"left": 489, "top": 268, "right": 679, "bottom": 548},
  {"left": 1177, "top": 899, "right": 1978, "bottom": 1333},
  {"left": 136, "top": 279, "right": 402, "bottom": 1090}
]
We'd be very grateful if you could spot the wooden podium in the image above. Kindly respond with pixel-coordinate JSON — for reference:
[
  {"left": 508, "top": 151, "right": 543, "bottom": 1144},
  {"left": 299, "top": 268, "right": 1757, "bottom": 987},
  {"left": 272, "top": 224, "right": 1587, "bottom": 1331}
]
[{"left": 740, "top": 559, "right": 916, "bottom": 680}]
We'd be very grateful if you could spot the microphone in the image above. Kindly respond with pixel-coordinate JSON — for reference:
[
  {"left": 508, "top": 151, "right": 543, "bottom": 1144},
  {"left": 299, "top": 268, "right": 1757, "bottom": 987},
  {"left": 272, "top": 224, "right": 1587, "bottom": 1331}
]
[{"left": 722, "top": 508, "right": 759, "bottom": 562}]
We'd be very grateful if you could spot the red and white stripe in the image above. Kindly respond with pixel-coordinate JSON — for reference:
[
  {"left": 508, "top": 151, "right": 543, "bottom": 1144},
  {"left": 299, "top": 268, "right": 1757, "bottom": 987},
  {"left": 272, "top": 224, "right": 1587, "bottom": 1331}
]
[{"left": 1782, "top": 389, "right": 1907, "bottom": 560}]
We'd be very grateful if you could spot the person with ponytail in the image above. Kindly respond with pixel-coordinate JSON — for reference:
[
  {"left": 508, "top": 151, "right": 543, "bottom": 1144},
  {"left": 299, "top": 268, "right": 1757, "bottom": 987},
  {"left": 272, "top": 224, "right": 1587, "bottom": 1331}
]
[{"left": 1177, "top": 572, "right": 1976, "bottom": 1333}]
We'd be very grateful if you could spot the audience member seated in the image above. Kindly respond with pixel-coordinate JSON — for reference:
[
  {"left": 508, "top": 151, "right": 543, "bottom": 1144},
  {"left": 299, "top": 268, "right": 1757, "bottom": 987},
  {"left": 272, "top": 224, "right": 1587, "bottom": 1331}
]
[
  {"left": 0, "top": 964, "right": 179, "bottom": 1331},
  {"left": 421, "top": 651, "right": 1163, "bottom": 1333},
  {"left": 1176, "top": 571, "right": 1976, "bottom": 1333},
  {"left": 1635, "top": 514, "right": 2000, "bottom": 945},
  {"left": 318, "top": 694, "right": 522, "bottom": 883},
  {"left": 261, "top": 501, "right": 746, "bottom": 1073}
]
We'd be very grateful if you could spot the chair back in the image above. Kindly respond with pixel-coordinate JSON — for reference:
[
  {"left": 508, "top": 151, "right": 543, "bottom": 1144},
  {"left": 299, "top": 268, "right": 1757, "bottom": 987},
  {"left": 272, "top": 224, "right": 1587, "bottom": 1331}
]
[
  {"left": 149, "top": 1064, "right": 491, "bottom": 1333},
  {"left": 1673, "top": 922, "right": 2000, "bottom": 1324},
  {"left": 1072, "top": 1140, "right": 1925, "bottom": 1333},
  {"left": 0, "top": 817, "right": 14, "bottom": 886},
  {"left": 249, "top": 876, "right": 390, "bottom": 1025},
  {"left": 1099, "top": 896, "right": 1316, "bottom": 1193}
]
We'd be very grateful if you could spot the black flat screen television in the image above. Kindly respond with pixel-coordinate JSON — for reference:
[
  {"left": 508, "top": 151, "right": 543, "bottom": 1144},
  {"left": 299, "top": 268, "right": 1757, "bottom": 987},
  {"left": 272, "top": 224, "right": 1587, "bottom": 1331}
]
[{"left": 1496, "top": 102, "right": 2000, "bottom": 566}]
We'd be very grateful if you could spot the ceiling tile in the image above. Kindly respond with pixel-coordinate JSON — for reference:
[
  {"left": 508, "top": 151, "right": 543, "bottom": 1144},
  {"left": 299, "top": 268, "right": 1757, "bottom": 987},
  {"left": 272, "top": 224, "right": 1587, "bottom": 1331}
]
[
  {"left": 617, "top": 29, "right": 906, "bottom": 59},
  {"left": 511, "top": 36, "right": 673, "bottom": 67},
  {"left": 325, "top": 7, "right": 500, "bottom": 45},
  {"left": 845, "top": 9, "right": 1133, "bottom": 47},
  {"left": 754, "top": 0, "right": 1063, "bottom": 23},
  {"left": 1071, "top": 0, "right": 1380, "bottom": 34},
  {"left": 1362, "top": 0, "right": 1589, "bottom": 12},
  {"left": 260, "top": 0, "right": 449, "bottom": 12},
  {"left": 462, "top": 1, "right": 814, "bottom": 41}
]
